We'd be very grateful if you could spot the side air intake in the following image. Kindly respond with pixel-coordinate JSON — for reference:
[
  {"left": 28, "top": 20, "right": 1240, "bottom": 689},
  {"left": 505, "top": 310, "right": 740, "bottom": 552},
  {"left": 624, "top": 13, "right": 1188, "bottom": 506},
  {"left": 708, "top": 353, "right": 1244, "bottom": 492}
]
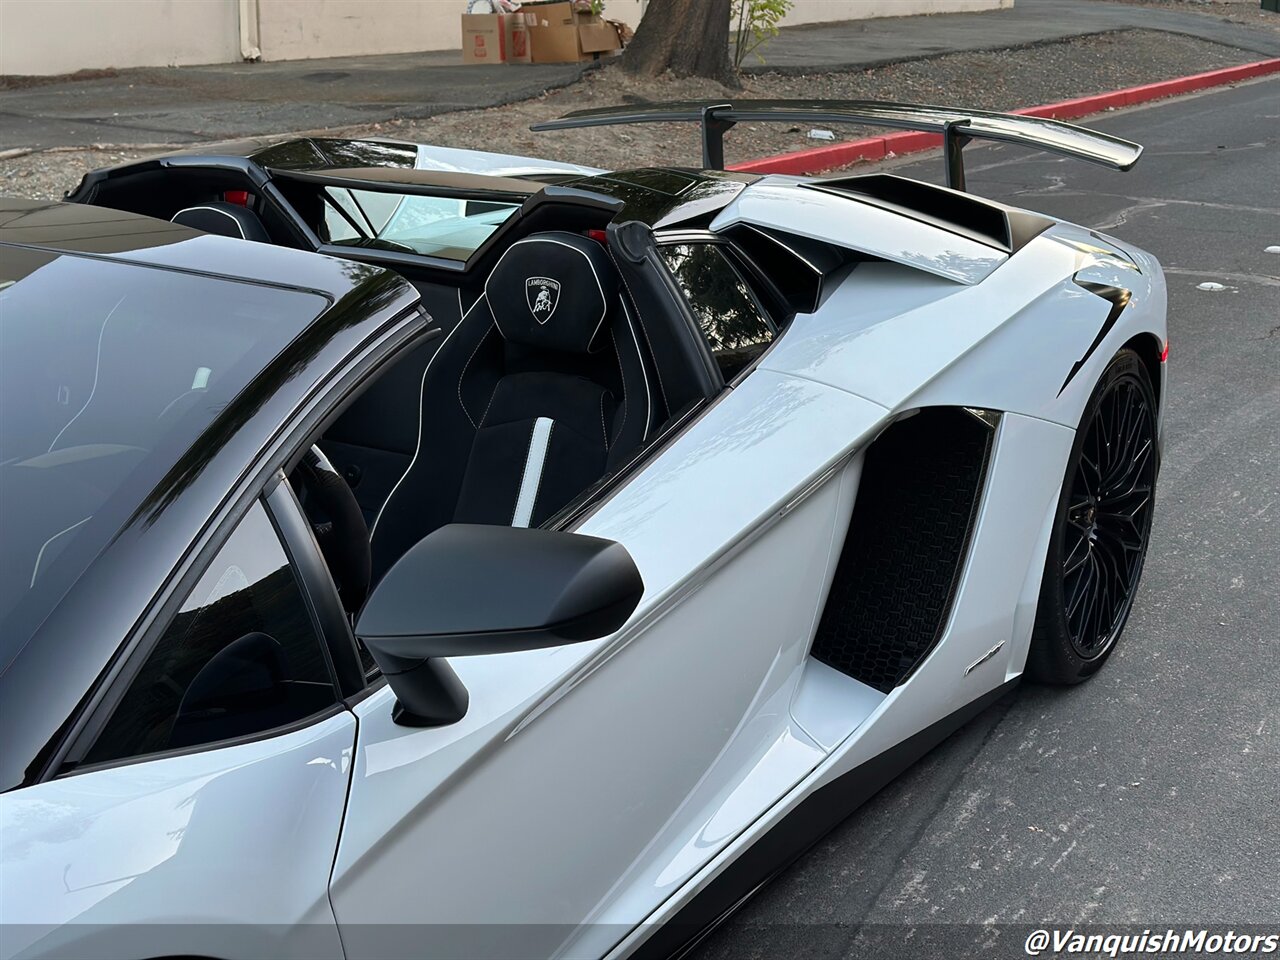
[{"left": 812, "top": 408, "right": 998, "bottom": 692}]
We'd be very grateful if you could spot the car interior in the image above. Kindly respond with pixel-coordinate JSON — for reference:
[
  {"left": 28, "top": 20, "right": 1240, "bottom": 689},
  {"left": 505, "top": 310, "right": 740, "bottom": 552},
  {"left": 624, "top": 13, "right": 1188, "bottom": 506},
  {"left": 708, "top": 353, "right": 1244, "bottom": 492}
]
[{"left": 75, "top": 165, "right": 817, "bottom": 621}]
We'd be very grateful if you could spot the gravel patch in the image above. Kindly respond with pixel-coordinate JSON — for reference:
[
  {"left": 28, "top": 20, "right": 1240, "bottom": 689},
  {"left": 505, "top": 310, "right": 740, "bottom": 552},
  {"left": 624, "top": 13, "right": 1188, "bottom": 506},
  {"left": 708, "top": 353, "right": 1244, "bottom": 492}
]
[{"left": 0, "top": 29, "right": 1262, "bottom": 201}]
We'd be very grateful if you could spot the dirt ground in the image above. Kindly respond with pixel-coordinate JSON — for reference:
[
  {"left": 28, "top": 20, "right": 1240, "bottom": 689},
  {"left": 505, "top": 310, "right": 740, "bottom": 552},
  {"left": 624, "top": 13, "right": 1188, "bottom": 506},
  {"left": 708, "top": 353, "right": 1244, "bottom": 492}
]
[{"left": 0, "top": 28, "right": 1265, "bottom": 201}]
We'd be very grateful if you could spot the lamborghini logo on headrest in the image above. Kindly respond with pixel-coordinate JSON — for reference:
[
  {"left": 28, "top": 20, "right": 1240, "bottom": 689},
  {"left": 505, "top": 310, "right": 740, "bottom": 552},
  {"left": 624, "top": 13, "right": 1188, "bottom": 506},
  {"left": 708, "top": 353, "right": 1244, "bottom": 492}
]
[{"left": 526, "top": 277, "right": 560, "bottom": 324}]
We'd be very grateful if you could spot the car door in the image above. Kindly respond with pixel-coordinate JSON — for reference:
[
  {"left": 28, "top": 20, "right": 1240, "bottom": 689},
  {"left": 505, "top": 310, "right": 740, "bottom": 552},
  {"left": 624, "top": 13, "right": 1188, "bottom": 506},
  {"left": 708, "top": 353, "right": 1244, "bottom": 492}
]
[
  {"left": 0, "top": 500, "right": 355, "bottom": 960},
  {"left": 327, "top": 245, "right": 891, "bottom": 960}
]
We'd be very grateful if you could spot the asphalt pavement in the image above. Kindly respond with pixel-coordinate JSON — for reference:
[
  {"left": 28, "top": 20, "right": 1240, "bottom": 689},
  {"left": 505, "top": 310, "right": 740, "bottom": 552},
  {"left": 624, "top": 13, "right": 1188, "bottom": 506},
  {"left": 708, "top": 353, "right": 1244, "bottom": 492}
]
[
  {"left": 753, "top": 0, "right": 1280, "bottom": 74},
  {"left": 0, "top": 52, "right": 593, "bottom": 151},
  {"left": 694, "top": 76, "right": 1280, "bottom": 959},
  {"left": 2, "top": 0, "right": 1276, "bottom": 151}
]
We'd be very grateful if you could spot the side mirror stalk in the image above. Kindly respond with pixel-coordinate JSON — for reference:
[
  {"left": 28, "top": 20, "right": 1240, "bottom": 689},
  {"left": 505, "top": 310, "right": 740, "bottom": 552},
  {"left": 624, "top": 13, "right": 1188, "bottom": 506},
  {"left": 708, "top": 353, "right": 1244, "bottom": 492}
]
[{"left": 383, "top": 657, "right": 470, "bottom": 728}]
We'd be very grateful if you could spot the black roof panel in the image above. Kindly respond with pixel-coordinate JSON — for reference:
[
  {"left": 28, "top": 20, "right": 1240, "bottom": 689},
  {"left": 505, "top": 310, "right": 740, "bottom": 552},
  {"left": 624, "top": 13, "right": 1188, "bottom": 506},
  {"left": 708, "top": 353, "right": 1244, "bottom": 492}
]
[{"left": 0, "top": 196, "right": 413, "bottom": 305}]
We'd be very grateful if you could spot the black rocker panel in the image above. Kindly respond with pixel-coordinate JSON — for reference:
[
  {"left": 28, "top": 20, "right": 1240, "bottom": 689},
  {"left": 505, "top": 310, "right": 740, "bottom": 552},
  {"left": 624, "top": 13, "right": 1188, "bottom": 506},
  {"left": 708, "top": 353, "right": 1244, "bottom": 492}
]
[{"left": 811, "top": 407, "right": 997, "bottom": 692}]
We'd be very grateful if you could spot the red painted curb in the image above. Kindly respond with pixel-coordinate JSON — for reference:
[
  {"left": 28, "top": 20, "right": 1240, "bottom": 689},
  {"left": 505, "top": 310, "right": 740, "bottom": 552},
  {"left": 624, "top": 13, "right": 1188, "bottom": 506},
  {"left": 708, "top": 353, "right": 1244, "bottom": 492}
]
[{"left": 728, "top": 57, "right": 1280, "bottom": 175}]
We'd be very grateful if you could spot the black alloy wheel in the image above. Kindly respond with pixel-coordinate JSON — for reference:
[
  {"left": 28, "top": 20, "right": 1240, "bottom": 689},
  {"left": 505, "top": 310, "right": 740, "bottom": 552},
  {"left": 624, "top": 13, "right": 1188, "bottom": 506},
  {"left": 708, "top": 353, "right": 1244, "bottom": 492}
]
[{"left": 1029, "top": 347, "right": 1159, "bottom": 683}]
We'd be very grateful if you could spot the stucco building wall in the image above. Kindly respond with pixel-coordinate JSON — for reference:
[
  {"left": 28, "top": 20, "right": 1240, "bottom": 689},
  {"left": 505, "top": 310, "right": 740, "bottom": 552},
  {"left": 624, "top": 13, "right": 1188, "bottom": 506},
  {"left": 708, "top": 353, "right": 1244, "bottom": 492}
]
[{"left": 0, "top": 0, "right": 1011, "bottom": 77}]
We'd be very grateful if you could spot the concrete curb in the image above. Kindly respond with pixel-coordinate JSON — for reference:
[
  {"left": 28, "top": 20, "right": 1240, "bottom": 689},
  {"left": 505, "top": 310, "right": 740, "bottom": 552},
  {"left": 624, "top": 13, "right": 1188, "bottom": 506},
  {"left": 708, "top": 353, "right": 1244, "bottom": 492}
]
[{"left": 727, "top": 57, "right": 1280, "bottom": 175}]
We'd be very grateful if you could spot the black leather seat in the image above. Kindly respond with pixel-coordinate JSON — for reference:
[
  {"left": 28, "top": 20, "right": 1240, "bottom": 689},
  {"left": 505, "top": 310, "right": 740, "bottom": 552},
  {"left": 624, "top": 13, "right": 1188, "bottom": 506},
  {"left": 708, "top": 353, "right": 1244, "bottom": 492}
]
[
  {"left": 370, "top": 231, "right": 652, "bottom": 581},
  {"left": 171, "top": 202, "right": 271, "bottom": 242}
]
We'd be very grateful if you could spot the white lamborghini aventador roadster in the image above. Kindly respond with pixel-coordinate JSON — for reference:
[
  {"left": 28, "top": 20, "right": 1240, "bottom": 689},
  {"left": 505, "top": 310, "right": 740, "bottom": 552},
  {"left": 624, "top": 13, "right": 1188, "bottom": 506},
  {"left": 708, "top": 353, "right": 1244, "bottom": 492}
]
[{"left": 0, "top": 100, "right": 1165, "bottom": 960}]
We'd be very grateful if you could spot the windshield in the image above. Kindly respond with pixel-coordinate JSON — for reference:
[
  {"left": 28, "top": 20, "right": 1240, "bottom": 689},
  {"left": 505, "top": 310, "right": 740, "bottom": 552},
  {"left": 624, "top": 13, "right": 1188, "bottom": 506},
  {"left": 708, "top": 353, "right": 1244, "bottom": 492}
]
[
  {"left": 320, "top": 186, "right": 519, "bottom": 260},
  {"left": 0, "top": 249, "right": 328, "bottom": 665}
]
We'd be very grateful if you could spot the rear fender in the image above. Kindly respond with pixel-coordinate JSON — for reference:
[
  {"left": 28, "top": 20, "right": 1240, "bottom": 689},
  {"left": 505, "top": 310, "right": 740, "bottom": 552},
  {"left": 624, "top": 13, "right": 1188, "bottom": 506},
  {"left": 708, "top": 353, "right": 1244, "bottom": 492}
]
[{"left": 762, "top": 224, "right": 1165, "bottom": 428}]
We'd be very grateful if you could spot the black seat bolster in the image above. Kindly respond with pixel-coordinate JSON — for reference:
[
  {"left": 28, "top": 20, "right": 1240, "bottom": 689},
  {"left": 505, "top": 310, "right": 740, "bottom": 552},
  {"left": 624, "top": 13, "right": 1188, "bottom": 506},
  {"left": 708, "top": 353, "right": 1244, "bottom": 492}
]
[
  {"left": 369, "top": 308, "right": 494, "bottom": 582},
  {"left": 605, "top": 299, "right": 653, "bottom": 471}
]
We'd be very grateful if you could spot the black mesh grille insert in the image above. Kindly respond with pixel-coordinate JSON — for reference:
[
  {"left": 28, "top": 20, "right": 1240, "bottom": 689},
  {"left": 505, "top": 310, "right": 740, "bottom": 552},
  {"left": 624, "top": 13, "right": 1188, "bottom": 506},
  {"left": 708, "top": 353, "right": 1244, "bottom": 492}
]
[{"left": 811, "top": 408, "right": 997, "bottom": 692}]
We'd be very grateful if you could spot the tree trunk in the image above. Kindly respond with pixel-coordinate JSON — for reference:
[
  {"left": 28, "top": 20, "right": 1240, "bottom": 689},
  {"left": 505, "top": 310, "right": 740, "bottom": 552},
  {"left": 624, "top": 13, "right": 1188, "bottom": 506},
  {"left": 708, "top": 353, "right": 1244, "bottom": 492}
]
[{"left": 622, "top": 0, "right": 740, "bottom": 88}]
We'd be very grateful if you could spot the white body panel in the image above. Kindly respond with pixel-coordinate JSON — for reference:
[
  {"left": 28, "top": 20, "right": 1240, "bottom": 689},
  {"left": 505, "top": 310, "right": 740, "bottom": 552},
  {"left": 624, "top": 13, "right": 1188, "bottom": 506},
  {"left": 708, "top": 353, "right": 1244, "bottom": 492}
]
[
  {"left": 0, "top": 712, "right": 355, "bottom": 960},
  {"left": 607, "top": 414, "right": 1077, "bottom": 959},
  {"left": 604, "top": 193, "right": 1166, "bottom": 958},
  {"left": 756, "top": 228, "right": 1162, "bottom": 428},
  {"left": 331, "top": 370, "right": 888, "bottom": 958},
  {"left": 713, "top": 178, "right": 1007, "bottom": 284},
  {"left": 3, "top": 158, "right": 1169, "bottom": 960}
]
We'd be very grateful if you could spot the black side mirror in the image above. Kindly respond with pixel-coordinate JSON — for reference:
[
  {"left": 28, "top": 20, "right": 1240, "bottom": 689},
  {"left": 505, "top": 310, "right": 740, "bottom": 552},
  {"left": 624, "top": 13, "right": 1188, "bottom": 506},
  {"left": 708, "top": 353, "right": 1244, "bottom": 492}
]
[{"left": 355, "top": 524, "right": 644, "bottom": 727}]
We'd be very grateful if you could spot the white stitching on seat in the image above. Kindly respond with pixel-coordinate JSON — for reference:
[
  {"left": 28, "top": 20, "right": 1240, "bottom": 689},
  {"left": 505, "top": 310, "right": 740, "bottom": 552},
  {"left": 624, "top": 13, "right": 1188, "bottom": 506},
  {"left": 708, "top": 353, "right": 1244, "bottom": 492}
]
[
  {"left": 456, "top": 320, "right": 496, "bottom": 430},
  {"left": 171, "top": 205, "right": 250, "bottom": 240},
  {"left": 370, "top": 293, "right": 488, "bottom": 544},
  {"left": 599, "top": 391, "right": 609, "bottom": 448},
  {"left": 608, "top": 328, "right": 627, "bottom": 449},
  {"left": 478, "top": 376, "right": 501, "bottom": 427}
]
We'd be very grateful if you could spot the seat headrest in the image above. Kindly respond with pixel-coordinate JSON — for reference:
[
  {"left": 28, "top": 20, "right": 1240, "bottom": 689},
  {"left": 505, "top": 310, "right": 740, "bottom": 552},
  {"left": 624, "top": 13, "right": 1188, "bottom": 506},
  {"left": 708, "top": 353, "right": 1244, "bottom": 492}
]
[
  {"left": 171, "top": 202, "right": 271, "bottom": 243},
  {"left": 484, "top": 232, "right": 618, "bottom": 354}
]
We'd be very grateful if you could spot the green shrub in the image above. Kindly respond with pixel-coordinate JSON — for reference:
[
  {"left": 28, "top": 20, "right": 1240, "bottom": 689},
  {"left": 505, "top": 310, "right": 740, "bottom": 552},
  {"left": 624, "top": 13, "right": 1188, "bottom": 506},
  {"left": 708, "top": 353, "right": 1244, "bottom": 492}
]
[{"left": 732, "top": 0, "right": 792, "bottom": 68}]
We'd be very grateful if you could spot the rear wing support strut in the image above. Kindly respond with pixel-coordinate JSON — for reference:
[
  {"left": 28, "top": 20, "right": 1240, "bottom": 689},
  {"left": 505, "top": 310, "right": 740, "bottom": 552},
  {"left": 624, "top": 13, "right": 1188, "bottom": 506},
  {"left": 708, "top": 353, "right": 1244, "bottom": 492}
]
[
  {"left": 700, "top": 103, "right": 736, "bottom": 171},
  {"left": 531, "top": 99, "right": 1144, "bottom": 191},
  {"left": 942, "top": 120, "right": 972, "bottom": 192}
]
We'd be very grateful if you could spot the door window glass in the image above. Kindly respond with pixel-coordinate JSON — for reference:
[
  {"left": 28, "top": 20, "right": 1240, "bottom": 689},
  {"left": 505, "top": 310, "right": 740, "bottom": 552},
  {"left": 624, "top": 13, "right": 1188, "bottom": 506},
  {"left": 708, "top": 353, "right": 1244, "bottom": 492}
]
[
  {"left": 86, "top": 502, "right": 338, "bottom": 764},
  {"left": 658, "top": 243, "right": 778, "bottom": 380}
]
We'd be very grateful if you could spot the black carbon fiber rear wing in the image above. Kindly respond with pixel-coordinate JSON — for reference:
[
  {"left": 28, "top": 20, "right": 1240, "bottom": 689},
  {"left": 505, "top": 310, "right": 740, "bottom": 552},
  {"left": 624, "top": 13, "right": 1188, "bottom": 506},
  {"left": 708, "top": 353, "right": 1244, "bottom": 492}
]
[{"left": 530, "top": 99, "right": 1143, "bottom": 192}]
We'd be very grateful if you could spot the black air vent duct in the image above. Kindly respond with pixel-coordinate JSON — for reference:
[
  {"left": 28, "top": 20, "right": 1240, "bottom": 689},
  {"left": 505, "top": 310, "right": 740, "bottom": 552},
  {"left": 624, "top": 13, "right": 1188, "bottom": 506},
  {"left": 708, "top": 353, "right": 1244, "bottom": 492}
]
[{"left": 811, "top": 407, "right": 997, "bottom": 692}]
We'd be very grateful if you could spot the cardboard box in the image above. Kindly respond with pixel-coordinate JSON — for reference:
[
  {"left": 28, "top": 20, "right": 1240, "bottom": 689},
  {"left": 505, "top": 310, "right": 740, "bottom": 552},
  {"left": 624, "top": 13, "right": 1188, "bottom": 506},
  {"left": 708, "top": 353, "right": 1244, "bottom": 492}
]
[
  {"left": 506, "top": 12, "right": 533, "bottom": 64},
  {"left": 578, "top": 19, "right": 622, "bottom": 55},
  {"left": 525, "top": 1, "right": 622, "bottom": 64},
  {"left": 461, "top": 12, "right": 532, "bottom": 65}
]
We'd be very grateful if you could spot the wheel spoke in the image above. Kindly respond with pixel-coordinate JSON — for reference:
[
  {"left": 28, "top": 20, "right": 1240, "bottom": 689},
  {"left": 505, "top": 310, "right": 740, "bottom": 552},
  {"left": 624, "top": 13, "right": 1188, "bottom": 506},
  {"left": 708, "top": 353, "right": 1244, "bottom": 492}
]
[
  {"left": 1105, "top": 513, "right": 1147, "bottom": 552},
  {"left": 1063, "top": 532, "right": 1090, "bottom": 576},
  {"left": 1103, "top": 440, "right": 1153, "bottom": 501},
  {"left": 1102, "top": 413, "right": 1152, "bottom": 492},
  {"left": 1094, "top": 534, "right": 1130, "bottom": 609},
  {"left": 1107, "top": 389, "right": 1133, "bottom": 478},
  {"left": 1077, "top": 552, "right": 1103, "bottom": 648},
  {"left": 1078, "top": 453, "right": 1099, "bottom": 499},
  {"left": 1065, "top": 548, "right": 1094, "bottom": 617}
]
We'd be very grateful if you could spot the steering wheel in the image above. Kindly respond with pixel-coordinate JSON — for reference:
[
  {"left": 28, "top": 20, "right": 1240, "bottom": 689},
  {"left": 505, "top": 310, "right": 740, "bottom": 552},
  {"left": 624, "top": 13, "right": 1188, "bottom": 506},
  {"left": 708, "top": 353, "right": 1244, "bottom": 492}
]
[{"left": 292, "top": 446, "right": 371, "bottom": 614}]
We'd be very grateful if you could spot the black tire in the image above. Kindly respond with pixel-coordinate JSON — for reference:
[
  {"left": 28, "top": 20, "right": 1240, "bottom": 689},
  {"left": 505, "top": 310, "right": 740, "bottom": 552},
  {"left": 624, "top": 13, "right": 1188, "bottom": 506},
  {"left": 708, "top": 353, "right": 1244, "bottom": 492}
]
[{"left": 1028, "top": 348, "right": 1159, "bottom": 684}]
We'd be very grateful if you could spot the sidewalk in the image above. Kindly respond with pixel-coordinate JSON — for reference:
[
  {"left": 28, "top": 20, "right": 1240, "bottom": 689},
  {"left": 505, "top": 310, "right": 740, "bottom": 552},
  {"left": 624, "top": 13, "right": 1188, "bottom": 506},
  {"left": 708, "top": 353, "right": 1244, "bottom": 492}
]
[{"left": 2, "top": 0, "right": 1277, "bottom": 151}]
